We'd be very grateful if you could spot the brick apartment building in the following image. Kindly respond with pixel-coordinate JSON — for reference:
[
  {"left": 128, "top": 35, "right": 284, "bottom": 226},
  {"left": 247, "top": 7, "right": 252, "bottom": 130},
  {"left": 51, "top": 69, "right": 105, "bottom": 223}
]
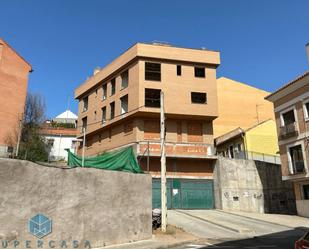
[
  {"left": 266, "top": 71, "right": 309, "bottom": 217},
  {"left": 0, "top": 39, "right": 32, "bottom": 157},
  {"left": 75, "top": 42, "right": 220, "bottom": 209}
]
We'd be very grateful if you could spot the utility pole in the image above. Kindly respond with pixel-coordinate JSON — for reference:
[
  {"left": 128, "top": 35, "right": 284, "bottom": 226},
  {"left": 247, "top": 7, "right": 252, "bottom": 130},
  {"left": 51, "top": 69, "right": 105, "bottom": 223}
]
[
  {"left": 82, "top": 127, "right": 86, "bottom": 167},
  {"left": 160, "top": 91, "right": 167, "bottom": 232},
  {"left": 15, "top": 115, "right": 23, "bottom": 158}
]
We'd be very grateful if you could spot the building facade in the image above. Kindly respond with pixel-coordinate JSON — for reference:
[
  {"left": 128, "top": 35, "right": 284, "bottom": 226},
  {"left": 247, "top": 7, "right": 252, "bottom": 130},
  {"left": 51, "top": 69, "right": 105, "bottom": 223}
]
[
  {"left": 75, "top": 42, "right": 220, "bottom": 209},
  {"left": 216, "top": 119, "right": 280, "bottom": 164},
  {"left": 214, "top": 77, "right": 275, "bottom": 138},
  {"left": 266, "top": 71, "right": 309, "bottom": 217},
  {"left": 40, "top": 110, "right": 78, "bottom": 161},
  {"left": 0, "top": 38, "right": 32, "bottom": 157}
]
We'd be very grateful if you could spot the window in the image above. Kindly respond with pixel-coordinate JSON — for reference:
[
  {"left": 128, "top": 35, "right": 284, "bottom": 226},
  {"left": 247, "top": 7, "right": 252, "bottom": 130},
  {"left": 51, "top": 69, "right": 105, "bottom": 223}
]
[
  {"left": 94, "top": 111, "right": 97, "bottom": 121},
  {"left": 111, "top": 78, "right": 116, "bottom": 96},
  {"left": 82, "top": 117, "right": 87, "bottom": 131},
  {"left": 121, "top": 70, "right": 129, "bottom": 89},
  {"left": 229, "top": 145, "right": 234, "bottom": 159},
  {"left": 83, "top": 96, "right": 88, "bottom": 111},
  {"left": 177, "top": 65, "right": 182, "bottom": 76},
  {"left": 95, "top": 89, "right": 98, "bottom": 97},
  {"left": 194, "top": 67, "right": 205, "bottom": 78},
  {"left": 289, "top": 145, "right": 305, "bottom": 174},
  {"left": 110, "top": 102, "right": 115, "bottom": 119},
  {"left": 120, "top": 95, "right": 128, "bottom": 114},
  {"left": 282, "top": 110, "right": 295, "bottom": 126},
  {"left": 101, "top": 107, "right": 106, "bottom": 124},
  {"left": 145, "top": 62, "right": 161, "bottom": 81},
  {"left": 303, "top": 185, "right": 309, "bottom": 200},
  {"left": 102, "top": 84, "right": 107, "bottom": 100},
  {"left": 145, "top": 88, "right": 160, "bottom": 108},
  {"left": 191, "top": 92, "right": 207, "bottom": 104},
  {"left": 304, "top": 101, "right": 309, "bottom": 119}
]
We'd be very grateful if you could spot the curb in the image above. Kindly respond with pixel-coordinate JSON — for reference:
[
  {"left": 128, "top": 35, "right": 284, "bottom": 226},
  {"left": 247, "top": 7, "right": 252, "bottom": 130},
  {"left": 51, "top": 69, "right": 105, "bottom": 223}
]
[
  {"left": 175, "top": 210, "right": 253, "bottom": 234},
  {"left": 155, "top": 239, "right": 197, "bottom": 249}
]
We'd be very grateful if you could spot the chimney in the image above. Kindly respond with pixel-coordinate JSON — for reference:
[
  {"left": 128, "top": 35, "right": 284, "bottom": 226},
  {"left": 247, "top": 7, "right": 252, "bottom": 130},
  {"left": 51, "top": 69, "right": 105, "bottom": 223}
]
[
  {"left": 306, "top": 43, "right": 309, "bottom": 64},
  {"left": 93, "top": 67, "right": 100, "bottom": 75}
]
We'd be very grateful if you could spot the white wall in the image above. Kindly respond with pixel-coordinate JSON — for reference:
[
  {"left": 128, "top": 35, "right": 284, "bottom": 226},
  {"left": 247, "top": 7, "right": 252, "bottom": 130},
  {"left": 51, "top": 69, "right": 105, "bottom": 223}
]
[{"left": 44, "top": 135, "right": 76, "bottom": 161}]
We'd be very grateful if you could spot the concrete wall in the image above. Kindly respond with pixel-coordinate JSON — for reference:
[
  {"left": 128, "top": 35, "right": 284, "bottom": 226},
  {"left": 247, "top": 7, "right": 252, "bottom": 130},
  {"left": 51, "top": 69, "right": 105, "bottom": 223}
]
[
  {"left": 214, "top": 157, "right": 296, "bottom": 214},
  {"left": 0, "top": 159, "right": 152, "bottom": 248}
]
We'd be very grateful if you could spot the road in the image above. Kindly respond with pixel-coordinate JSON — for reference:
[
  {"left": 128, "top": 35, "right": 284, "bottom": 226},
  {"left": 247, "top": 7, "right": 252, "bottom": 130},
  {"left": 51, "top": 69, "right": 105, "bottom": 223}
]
[{"left": 167, "top": 210, "right": 307, "bottom": 249}]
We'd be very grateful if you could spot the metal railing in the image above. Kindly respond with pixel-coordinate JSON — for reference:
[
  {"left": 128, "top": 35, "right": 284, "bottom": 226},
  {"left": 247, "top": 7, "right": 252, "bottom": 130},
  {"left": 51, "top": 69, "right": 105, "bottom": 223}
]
[
  {"left": 220, "top": 150, "right": 281, "bottom": 164},
  {"left": 279, "top": 122, "right": 298, "bottom": 139}
]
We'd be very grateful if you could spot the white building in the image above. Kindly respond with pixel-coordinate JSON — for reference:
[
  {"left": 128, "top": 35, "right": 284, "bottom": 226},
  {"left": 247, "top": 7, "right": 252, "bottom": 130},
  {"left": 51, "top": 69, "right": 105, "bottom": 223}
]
[{"left": 41, "top": 110, "right": 78, "bottom": 161}]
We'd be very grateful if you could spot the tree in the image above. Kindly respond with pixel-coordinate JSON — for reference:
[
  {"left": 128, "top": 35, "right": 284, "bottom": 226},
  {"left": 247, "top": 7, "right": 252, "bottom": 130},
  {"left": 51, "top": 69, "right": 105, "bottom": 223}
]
[{"left": 18, "top": 93, "right": 48, "bottom": 162}]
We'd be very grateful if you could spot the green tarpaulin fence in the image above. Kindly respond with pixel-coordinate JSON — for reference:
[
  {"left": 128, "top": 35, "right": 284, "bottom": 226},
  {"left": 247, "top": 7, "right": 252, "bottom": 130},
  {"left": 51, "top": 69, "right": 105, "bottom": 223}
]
[{"left": 65, "top": 146, "right": 143, "bottom": 174}]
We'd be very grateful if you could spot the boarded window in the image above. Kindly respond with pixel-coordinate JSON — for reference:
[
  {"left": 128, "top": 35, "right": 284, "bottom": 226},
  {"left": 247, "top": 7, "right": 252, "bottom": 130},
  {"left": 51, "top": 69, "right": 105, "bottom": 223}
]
[
  {"left": 145, "top": 62, "right": 161, "bottom": 81},
  {"left": 124, "top": 121, "right": 133, "bottom": 133},
  {"left": 187, "top": 122, "right": 203, "bottom": 142},
  {"left": 144, "top": 120, "right": 160, "bottom": 140},
  {"left": 191, "top": 92, "right": 207, "bottom": 104},
  {"left": 177, "top": 121, "right": 182, "bottom": 142},
  {"left": 145, "top": 88, "right": 160, "bottom": 108}
]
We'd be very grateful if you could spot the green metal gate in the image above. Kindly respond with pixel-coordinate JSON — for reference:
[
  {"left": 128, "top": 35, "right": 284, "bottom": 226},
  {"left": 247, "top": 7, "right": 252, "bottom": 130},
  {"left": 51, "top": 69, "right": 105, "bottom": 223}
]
[{"left": 152, "top": 178, "right": 214, "bottom": 209}]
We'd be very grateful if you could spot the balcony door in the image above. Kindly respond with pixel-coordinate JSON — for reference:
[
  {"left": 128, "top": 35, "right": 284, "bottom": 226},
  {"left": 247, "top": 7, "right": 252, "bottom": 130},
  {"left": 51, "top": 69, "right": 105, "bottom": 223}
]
[{"left": 289, "top": 144, "right": 305, "bottom": 174}]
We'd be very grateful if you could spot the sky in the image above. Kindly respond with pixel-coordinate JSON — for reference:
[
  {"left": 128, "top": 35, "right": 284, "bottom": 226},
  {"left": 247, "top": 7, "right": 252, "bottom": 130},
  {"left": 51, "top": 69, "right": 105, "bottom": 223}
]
[{"left": 1, "top": 0, "right": 308, "bottom": 118}]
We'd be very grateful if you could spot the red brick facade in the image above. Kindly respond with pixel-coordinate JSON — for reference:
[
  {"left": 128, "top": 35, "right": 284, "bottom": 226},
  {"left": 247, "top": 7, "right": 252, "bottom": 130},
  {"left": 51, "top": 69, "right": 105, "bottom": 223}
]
[{"left": 0, "top": 39, "right": 32, "bottom": 151}]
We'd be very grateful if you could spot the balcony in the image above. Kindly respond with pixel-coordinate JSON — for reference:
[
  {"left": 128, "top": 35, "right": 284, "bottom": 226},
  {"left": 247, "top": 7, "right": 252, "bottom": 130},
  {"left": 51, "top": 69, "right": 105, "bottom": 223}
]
[
  {"left": 279, "top": 122, "right": 298, "bottom": 140},
  {"left": 136, "top": 141, "right": 216, "bottom": 159}
]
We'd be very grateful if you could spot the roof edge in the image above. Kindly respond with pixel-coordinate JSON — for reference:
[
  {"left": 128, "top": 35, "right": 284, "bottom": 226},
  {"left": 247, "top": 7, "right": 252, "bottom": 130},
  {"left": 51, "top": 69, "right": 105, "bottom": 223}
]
[{"left": 0, "top": 38, "right": 32, "bottom": 71}]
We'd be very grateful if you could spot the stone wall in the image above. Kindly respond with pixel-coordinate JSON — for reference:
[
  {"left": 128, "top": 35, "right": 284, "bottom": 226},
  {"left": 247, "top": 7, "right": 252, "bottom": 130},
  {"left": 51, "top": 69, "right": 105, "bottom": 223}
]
[
  {"left": 0, "top": 159, "right": 152, "bottom": 248},
  {"left": 214, "top": 156, "right": 296, "bottom": 214}
]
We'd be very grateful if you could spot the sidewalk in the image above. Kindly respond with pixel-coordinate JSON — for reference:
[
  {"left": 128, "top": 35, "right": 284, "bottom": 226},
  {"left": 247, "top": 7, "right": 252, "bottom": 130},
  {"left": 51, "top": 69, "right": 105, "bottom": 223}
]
[
  {"left": 93, "top": 225, "right": 197, "bottom": 249},
  {"left": 220, "top": 210, "right": 309, "bottom": 229}
]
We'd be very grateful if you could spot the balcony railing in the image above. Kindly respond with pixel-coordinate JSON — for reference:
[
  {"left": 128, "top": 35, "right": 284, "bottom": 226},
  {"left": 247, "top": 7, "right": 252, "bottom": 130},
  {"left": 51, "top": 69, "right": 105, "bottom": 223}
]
[{"left": 279, "top": 122, "right": 298, "bottom": 139}]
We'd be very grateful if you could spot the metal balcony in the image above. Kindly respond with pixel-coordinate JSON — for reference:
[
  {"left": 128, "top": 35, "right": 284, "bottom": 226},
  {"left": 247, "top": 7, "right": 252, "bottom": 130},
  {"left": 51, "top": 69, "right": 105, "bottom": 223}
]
[{"left": 279, "top": 122, "right": 298, "bottom": 139}]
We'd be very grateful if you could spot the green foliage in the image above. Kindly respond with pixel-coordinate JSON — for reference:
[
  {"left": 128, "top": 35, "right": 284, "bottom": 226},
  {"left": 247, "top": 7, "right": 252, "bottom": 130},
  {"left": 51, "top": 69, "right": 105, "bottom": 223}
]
[
  {"left": 17, "top": 93, "right": 49, "bottom": 162},
  {"left": 50, "top": 121, "right": 75, "bottom": 128}
]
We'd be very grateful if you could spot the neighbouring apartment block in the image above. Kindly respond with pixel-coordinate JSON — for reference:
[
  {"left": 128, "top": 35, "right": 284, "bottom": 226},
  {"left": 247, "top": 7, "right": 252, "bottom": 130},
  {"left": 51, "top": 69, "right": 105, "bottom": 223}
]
[
  {"left": 75, "top": 42, "right": 220, "bottom": 209},
  {"left": 266, "top": 71, "right": 309, "bottom": 217},
  {"left": 216, "top": 119, "right": 280, "bottom": 164},
  {"left": 214, "top": 77, "right": 275, "bottom": 138},
  {"left": 0, "top": 38, "right": 32, "bottom": 157}
]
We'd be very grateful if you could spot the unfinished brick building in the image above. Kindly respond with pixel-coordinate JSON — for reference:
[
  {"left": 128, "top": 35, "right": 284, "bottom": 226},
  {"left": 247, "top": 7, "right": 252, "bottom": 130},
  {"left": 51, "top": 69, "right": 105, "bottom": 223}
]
[{"left": 75, "top": 42, "right": 220, "bottom": 209}]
